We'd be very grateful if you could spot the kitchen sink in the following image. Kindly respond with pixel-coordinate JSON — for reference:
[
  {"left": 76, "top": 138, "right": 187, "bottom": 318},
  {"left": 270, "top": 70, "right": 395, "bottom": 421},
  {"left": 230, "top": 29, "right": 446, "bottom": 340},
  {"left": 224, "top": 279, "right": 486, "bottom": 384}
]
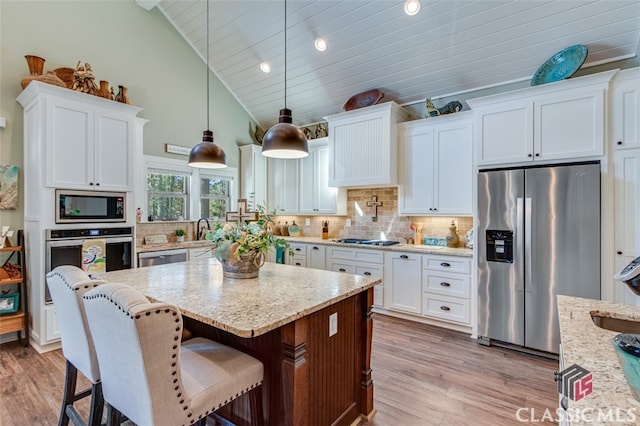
[{"left": 591, "top": 314, "right": 640, "bottom": 333}]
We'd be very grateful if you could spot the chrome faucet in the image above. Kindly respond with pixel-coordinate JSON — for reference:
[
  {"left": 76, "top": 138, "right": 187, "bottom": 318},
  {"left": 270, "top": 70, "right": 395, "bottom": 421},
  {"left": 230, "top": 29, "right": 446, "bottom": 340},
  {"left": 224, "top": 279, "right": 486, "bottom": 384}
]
[{"left": 196, "top": 218, "right": 211, "bottom": 240}]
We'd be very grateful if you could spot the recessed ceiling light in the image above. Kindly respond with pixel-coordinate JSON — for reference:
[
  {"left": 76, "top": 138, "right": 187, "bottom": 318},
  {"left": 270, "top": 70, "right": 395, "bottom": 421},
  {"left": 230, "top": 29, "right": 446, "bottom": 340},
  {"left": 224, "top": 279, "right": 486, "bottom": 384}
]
[
  {"left": 315, "top": 38, "right": 327, "bottom": 52},
  {"left": 404, "top": 0, "right": 421, "bottom": 16},
  {"left": 259, "top": 62, "right": 271, "bottom": 73}
]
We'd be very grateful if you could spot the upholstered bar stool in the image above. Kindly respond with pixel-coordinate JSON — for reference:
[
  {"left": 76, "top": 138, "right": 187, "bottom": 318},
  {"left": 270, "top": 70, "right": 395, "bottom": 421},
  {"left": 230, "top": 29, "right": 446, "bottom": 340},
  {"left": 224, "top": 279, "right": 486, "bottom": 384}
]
[
  {"left": 83, "top": 282, "right": 264, "bottom": 426},
  {"left": 45, "top": 265, "right": 108, "bottom": 426}
]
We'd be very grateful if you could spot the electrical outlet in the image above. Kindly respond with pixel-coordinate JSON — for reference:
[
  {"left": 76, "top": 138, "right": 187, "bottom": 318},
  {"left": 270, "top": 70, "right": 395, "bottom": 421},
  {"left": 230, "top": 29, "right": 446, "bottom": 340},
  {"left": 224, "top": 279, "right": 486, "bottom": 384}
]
[
  {"left": 304, "top": 218, "right": 310, "bottom": 226},
  {"left": 346, "top": 219, "right": 351, "bottom": 227},
  {"left": 329, "top": 312, "right": 338, "bottom": 337}
]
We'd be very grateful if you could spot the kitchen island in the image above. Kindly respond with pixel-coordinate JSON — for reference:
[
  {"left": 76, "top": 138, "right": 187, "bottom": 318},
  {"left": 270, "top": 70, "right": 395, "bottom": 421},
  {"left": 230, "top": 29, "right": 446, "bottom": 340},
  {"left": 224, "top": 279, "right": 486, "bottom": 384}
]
[
  {"left": 97, "top": 258, "right": 381, "bottom": 426},
  {"left": 557, "top": 296, "right": 640, "bottom": 425}
]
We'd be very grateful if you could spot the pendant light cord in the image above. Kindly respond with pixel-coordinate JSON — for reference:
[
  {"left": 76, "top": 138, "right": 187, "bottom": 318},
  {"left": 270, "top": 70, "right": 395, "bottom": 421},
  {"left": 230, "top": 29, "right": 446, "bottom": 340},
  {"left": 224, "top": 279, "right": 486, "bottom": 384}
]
[
  {"left": 206, "top": 0, "right": 210, "bottom": 131},
  {"left": 284, "top": 0, "right": 287, "bottom": 110}
]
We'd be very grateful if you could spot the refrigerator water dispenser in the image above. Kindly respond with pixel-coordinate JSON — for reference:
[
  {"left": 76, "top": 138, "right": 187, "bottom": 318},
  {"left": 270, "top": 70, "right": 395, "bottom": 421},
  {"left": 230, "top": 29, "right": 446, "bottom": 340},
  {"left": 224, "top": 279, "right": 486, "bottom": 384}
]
[{"left": 486, "top": 230, "right": 513, "bottom": 263}]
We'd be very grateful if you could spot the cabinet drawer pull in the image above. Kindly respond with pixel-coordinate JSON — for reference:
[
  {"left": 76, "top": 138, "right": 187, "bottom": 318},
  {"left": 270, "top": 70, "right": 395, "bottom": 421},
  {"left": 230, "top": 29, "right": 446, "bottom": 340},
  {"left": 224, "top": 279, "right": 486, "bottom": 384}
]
[
  {"left": 295, "top": 248, "right": 302, "bottom": 252},
  {"left": 312, "top": 246, "right": 319, "bottom": 250},
  {"left": 363, "top": 272, "right": 372, "bottom": 276},
  {"left": 617, "top": 141, "right": 623, "bottom": 145},
  {"left": 440, "top": 306, "right": 451, "bottom": 311},
  {"left": 295, "top": 262, "right": 302, "bottom": 266},
  {"left": 617, "top": 250, "right": 623, "bottom": 255},
  {"left": 400, "top": 255, "right": 409, "bottom": 259},
  {"left": 440, "top": 262, "right": 451, "bottom": 267},
  {"left": 440, "top": 282, "right": 451, "bottom": 287},
  {"left": 339, "top": 268, "right": 346, "bottom": 272}
]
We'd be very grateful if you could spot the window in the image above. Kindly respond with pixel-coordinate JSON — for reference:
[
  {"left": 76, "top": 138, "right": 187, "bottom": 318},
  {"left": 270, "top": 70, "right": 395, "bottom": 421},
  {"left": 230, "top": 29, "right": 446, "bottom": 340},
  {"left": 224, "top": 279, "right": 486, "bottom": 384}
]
[
  {"left": 142, "top": 155, "right": 237, "bottom": 221},
  {"left": 147, "top": 168, "right": 190, "bottom": 220},
  {"left": 199, "top": 173, "right": 231, "bottom": 220}
]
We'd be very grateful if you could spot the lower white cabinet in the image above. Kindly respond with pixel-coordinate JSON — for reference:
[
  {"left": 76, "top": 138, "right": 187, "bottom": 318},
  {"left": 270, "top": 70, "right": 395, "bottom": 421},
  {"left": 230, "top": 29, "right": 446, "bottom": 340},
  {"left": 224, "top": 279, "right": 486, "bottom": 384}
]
[
  {"left": 422, "top": 254, "right": 472, "bottom": 325},
  {"left": 45, "top": 306, "right": 61, "bottom": 342},
  {"left": 188, "top": 246, "right": 214, "bottom": 260},
  {"left": 384, "top": 252, "right": 422, "bottom": 314},
  {"left": 307, "top": 244, "right": 326, "bottom": 270},
  {"left": 327, "top": 246, "right": 384, "bottom": 307}
]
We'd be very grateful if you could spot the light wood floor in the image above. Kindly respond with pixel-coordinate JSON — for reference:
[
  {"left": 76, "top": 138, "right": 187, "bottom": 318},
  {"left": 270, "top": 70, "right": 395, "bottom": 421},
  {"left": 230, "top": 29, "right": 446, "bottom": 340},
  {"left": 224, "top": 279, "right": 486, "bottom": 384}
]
[{"left": 0, "top": 314, "right": 558, "bottom": 425}]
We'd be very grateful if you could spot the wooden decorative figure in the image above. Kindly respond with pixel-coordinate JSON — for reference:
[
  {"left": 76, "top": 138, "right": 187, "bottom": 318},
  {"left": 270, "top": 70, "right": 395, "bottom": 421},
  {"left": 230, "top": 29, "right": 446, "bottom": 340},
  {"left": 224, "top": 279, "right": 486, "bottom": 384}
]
[{"left": 226, "top": 199, "right": 258, "bottom": 225}]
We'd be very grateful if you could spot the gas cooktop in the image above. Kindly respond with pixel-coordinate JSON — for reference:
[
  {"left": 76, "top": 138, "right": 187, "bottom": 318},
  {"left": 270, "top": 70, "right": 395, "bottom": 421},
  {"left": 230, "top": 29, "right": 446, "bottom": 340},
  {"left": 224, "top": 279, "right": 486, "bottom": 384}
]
[{"left": 334, "top": 238, "right": 400, "bottom": 246}]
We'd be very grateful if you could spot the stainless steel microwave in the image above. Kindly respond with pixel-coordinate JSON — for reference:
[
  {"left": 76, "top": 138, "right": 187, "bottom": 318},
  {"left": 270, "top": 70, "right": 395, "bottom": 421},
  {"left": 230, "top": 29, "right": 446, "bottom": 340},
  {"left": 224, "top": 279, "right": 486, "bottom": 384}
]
[{"left": 56, "top": 189, "right": 126, "bottom": 223}]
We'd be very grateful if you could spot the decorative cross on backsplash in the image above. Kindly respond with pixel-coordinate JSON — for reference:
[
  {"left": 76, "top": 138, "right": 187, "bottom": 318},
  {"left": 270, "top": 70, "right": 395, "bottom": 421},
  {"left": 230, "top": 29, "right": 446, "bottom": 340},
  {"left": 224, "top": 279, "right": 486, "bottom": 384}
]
[
  {"left": 226, "top": 199, "right": 258, "bottom": 224},
  {"left": 366, "top": 195, "right": 383, "bottom": 222}
]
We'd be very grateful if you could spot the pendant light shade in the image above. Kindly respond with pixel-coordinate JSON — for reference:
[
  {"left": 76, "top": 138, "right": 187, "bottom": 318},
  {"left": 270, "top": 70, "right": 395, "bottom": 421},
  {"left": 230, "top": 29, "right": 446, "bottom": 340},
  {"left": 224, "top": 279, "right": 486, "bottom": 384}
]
[
  {"left": 262, "top": 0, "right": 309, "bottom": 159},
  {"left": 188, "top": 0, "right": 227, "bottom": 169},
  {"left": 188, "top": 130, "right": 227, "bottom": 168},
  {"left": 261, "top": 109, "right": 308, "bottom": 159}
]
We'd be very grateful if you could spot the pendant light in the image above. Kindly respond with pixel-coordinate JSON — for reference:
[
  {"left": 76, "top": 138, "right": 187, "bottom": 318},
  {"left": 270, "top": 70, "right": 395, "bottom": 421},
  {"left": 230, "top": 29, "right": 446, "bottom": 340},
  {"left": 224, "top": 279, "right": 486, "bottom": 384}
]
[
  {"left": 189, "top": 0, "right": 227, "bottom": 169},
  {"left": 261, "top": 0, "right": 309, "bottom": 159}
]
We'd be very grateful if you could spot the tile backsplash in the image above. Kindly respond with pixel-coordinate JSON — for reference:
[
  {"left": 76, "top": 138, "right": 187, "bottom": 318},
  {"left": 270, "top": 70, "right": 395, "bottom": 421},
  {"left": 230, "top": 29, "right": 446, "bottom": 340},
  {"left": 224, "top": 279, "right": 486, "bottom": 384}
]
[
  {"left": 137, "top": 187, "right": 473, "bottom": 248},
  {"left": 274, "top": 187, "right": 473, "bottom": 247}
]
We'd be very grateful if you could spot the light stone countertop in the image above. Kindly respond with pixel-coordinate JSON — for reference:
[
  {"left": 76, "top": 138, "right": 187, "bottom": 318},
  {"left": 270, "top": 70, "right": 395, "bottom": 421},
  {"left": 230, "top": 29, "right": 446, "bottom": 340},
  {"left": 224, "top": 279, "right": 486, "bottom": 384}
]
[
  {"left": 137, "top": 240, "right": 215, "bottom": 253},
  {"left": 96, "top": 258, "right": 381, "bottom": 338},
  {"left": 557, "top": 295, "right": 640, "bottom": 425},
  {"left": 281, "top": 236, "right": 473, "bottom": 257}
]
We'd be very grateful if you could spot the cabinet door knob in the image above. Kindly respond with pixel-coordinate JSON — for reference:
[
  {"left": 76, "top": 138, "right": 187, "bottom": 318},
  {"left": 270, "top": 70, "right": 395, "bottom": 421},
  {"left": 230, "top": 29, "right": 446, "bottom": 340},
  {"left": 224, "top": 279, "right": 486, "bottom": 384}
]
[
  {"left": 440, "top": 306, "right": 451, "bottom": 311},
  {"left": 433, "top": 208, "right": 437, "bottom": 212},
  {"left": 528, "top": 154, "right": 533, "bottom": 158},
  {"left": 617, "top": 141, "right": 623, "bottom": 145},
  {"left": 339, "top": 268, "right": 346, "bottom": 272},
  {"left": 535, "top": 153, "right": 540, "bottom": 157},
  {"left": 617, "top": 251, "right": 623, "bottom": 255},
  {"left": 89, "top": 182, "right": 94, "bottom": 186},
  {"left": 440, "top": 282, "right": 451, "bottom": 287},
  {"left": 400, "top": 255, "right": 409, "bottom": 259},
  {"left": 440, "top": 262, "right": 451, "bottom": 267}
]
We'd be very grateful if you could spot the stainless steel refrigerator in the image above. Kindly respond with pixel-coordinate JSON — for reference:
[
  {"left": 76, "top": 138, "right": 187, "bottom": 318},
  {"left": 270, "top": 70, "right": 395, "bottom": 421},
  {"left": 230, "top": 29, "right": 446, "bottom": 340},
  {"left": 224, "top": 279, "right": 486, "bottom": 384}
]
[{"left": 477, "top": 162, "right": 601, "bottom": 354}]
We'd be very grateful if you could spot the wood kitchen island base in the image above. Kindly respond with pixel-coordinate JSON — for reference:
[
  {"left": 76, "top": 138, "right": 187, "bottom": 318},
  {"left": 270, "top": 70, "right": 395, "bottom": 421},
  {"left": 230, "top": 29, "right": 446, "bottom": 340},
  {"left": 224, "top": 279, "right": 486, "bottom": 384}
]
[
  {"left": 184, "top": 288, "right": 374, "bottom": 426},
  {"left": 98, "top": 260, "right": 380, "bottom": 426}
]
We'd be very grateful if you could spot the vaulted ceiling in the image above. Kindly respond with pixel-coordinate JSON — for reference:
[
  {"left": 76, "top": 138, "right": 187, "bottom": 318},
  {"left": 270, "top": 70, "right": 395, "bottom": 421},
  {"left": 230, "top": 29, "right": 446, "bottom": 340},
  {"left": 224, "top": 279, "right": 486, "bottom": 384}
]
[{"left": 140, "top": 0, "right": 640, "bottom": 129}]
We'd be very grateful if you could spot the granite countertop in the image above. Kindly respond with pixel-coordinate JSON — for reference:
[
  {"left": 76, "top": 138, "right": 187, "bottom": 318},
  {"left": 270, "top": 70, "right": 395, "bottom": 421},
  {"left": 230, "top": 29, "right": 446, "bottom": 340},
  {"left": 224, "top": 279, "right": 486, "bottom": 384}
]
[
  {"left": 96, "top": 259, "right": 380, "bottom": 338},
  {"left": 557, "top": 295, "right": 640, "bottom": 425},
  {"left": 282, "top": 236, "right": 473, "bottom": 257}
]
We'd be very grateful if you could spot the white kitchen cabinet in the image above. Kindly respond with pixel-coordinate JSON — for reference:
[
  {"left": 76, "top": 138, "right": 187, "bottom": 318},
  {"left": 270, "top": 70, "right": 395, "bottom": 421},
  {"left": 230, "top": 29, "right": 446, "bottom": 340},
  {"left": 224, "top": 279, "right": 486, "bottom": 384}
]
[
  {"left": 614, "top": 148, "right": 640, "bottom": 305},
  {"left": 327, "top": 246, "right": 384, "bottom": 307},
  {"left": 422, "top": 254, "right": 472, "bottom": 325},
  {"left": 299, "top": 138, "right": 347, "bottom": 215},
  {"left": 239, "top": 144, "right": 267, "bottom": 209},
  {"left": 188, "top": 246, "right": 214, "bottom": 260},
  {"left": 325, "top": 102, "right": 410, "bottom": 187},
  {"left": 267, "top": 157, "right": 299, "bottom": 214},
  {"left": 468, "top": 70, "right": 616, "bottom": 166},
  {"left": 287, "top": 243, "right": 307, "bottom": 267},
  {"left": 398, "top": 112, "right": 473, "bottom": 215},
  {"left": 613, "top": 68, "right": 640, "bottom": 150},
  {"left": 307, "top": 244, "right": 326, "bottom": 270},
  {"left": 21, "top": 82, "right": 143, "bottom": 191},
  {"left": 384, "top": 251, "right": 421, "bottom": 314}
]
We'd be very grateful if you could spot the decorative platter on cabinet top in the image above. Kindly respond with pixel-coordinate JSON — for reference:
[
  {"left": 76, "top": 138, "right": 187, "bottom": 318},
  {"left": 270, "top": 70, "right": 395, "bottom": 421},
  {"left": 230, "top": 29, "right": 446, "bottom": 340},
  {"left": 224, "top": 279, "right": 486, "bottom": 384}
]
[{"left": 530, "top": 45, "right": 588, "bottom": 86}]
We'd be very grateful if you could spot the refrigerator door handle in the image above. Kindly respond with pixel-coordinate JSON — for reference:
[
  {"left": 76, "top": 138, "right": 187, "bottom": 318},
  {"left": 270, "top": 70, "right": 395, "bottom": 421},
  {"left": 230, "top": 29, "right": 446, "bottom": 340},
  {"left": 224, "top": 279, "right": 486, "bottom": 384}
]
[
  {"left": 516, "top": 197, "right": 525, "bottom": 292},
  {"left": 524, "top": 197, "right": 533, "bottom": 293}
]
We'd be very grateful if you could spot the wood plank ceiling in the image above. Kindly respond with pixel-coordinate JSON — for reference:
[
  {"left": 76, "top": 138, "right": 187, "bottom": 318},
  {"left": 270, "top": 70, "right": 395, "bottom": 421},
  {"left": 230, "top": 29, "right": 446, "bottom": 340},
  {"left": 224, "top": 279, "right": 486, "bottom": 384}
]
[{"left": 146, "top": 0, "right": 640, "bottom": 129}]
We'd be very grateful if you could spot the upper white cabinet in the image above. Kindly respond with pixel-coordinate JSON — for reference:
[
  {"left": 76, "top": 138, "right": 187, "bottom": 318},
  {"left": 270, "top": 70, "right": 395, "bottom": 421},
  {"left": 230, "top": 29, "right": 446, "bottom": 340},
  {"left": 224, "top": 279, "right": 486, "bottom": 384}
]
[
  {"left": 299, "top": 138, "right": 346, "bottom": 215},
  {"left": 325, "top": 102, "right": 410, "bottom": 187},
  {"left": 17, "top": 81, "right": 143, "bottom": 191},
  {"left": 398, "top": 112, "right": 473, "bottom": 216},
  {"left": 468, "top": 70, "right": 617, "bottom": 166},
  {"left": 613, "top": 68, "right": 640, "bottom": 150},
  {"left": 267, "top": 157, "right": 299, "bottom": 214},
  {"left": 239, "top": 144, "right": 267, "bottom": 209}
]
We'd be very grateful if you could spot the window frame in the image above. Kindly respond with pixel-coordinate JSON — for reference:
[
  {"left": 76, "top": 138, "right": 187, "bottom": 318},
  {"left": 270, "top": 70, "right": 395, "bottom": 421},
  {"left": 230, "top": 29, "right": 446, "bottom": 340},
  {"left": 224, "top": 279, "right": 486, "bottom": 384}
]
[{"left": 140, "top": 155, "right": 237, "bottom": 222}]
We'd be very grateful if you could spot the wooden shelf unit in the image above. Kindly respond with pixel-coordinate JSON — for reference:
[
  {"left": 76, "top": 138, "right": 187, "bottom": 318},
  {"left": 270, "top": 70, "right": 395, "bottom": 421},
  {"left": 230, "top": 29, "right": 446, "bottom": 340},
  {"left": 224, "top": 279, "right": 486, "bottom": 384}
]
[{"left": 0, "top": 231, "right": 29, "bottom": 346}]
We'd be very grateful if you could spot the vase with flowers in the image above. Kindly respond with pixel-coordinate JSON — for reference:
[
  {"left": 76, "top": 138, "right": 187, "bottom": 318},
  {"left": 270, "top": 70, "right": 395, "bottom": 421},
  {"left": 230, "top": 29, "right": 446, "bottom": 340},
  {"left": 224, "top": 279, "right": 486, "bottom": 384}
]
[{"left": 211, "top": 205, "right": 292, "bottom": 278}]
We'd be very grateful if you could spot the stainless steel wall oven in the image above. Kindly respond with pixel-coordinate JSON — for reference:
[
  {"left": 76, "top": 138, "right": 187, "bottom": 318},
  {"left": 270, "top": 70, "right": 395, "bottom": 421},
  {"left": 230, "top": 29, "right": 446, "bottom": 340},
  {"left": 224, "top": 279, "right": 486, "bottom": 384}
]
[{"left": 45, "top": 227, "right": 134, "bottom": 303}]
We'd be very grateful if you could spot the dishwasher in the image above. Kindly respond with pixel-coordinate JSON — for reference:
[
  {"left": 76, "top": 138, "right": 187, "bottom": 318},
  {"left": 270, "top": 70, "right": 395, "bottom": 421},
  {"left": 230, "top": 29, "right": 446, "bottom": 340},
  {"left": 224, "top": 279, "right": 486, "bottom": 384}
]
[{"left": 138, "top": 249, "right": 188, "bottom": 267}]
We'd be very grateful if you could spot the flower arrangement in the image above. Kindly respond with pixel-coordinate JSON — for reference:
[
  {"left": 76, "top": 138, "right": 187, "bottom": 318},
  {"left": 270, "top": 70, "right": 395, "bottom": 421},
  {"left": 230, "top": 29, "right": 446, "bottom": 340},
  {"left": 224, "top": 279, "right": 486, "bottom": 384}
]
[{"left": 211, "top": 205, "right": 292, "bottom": 261}]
